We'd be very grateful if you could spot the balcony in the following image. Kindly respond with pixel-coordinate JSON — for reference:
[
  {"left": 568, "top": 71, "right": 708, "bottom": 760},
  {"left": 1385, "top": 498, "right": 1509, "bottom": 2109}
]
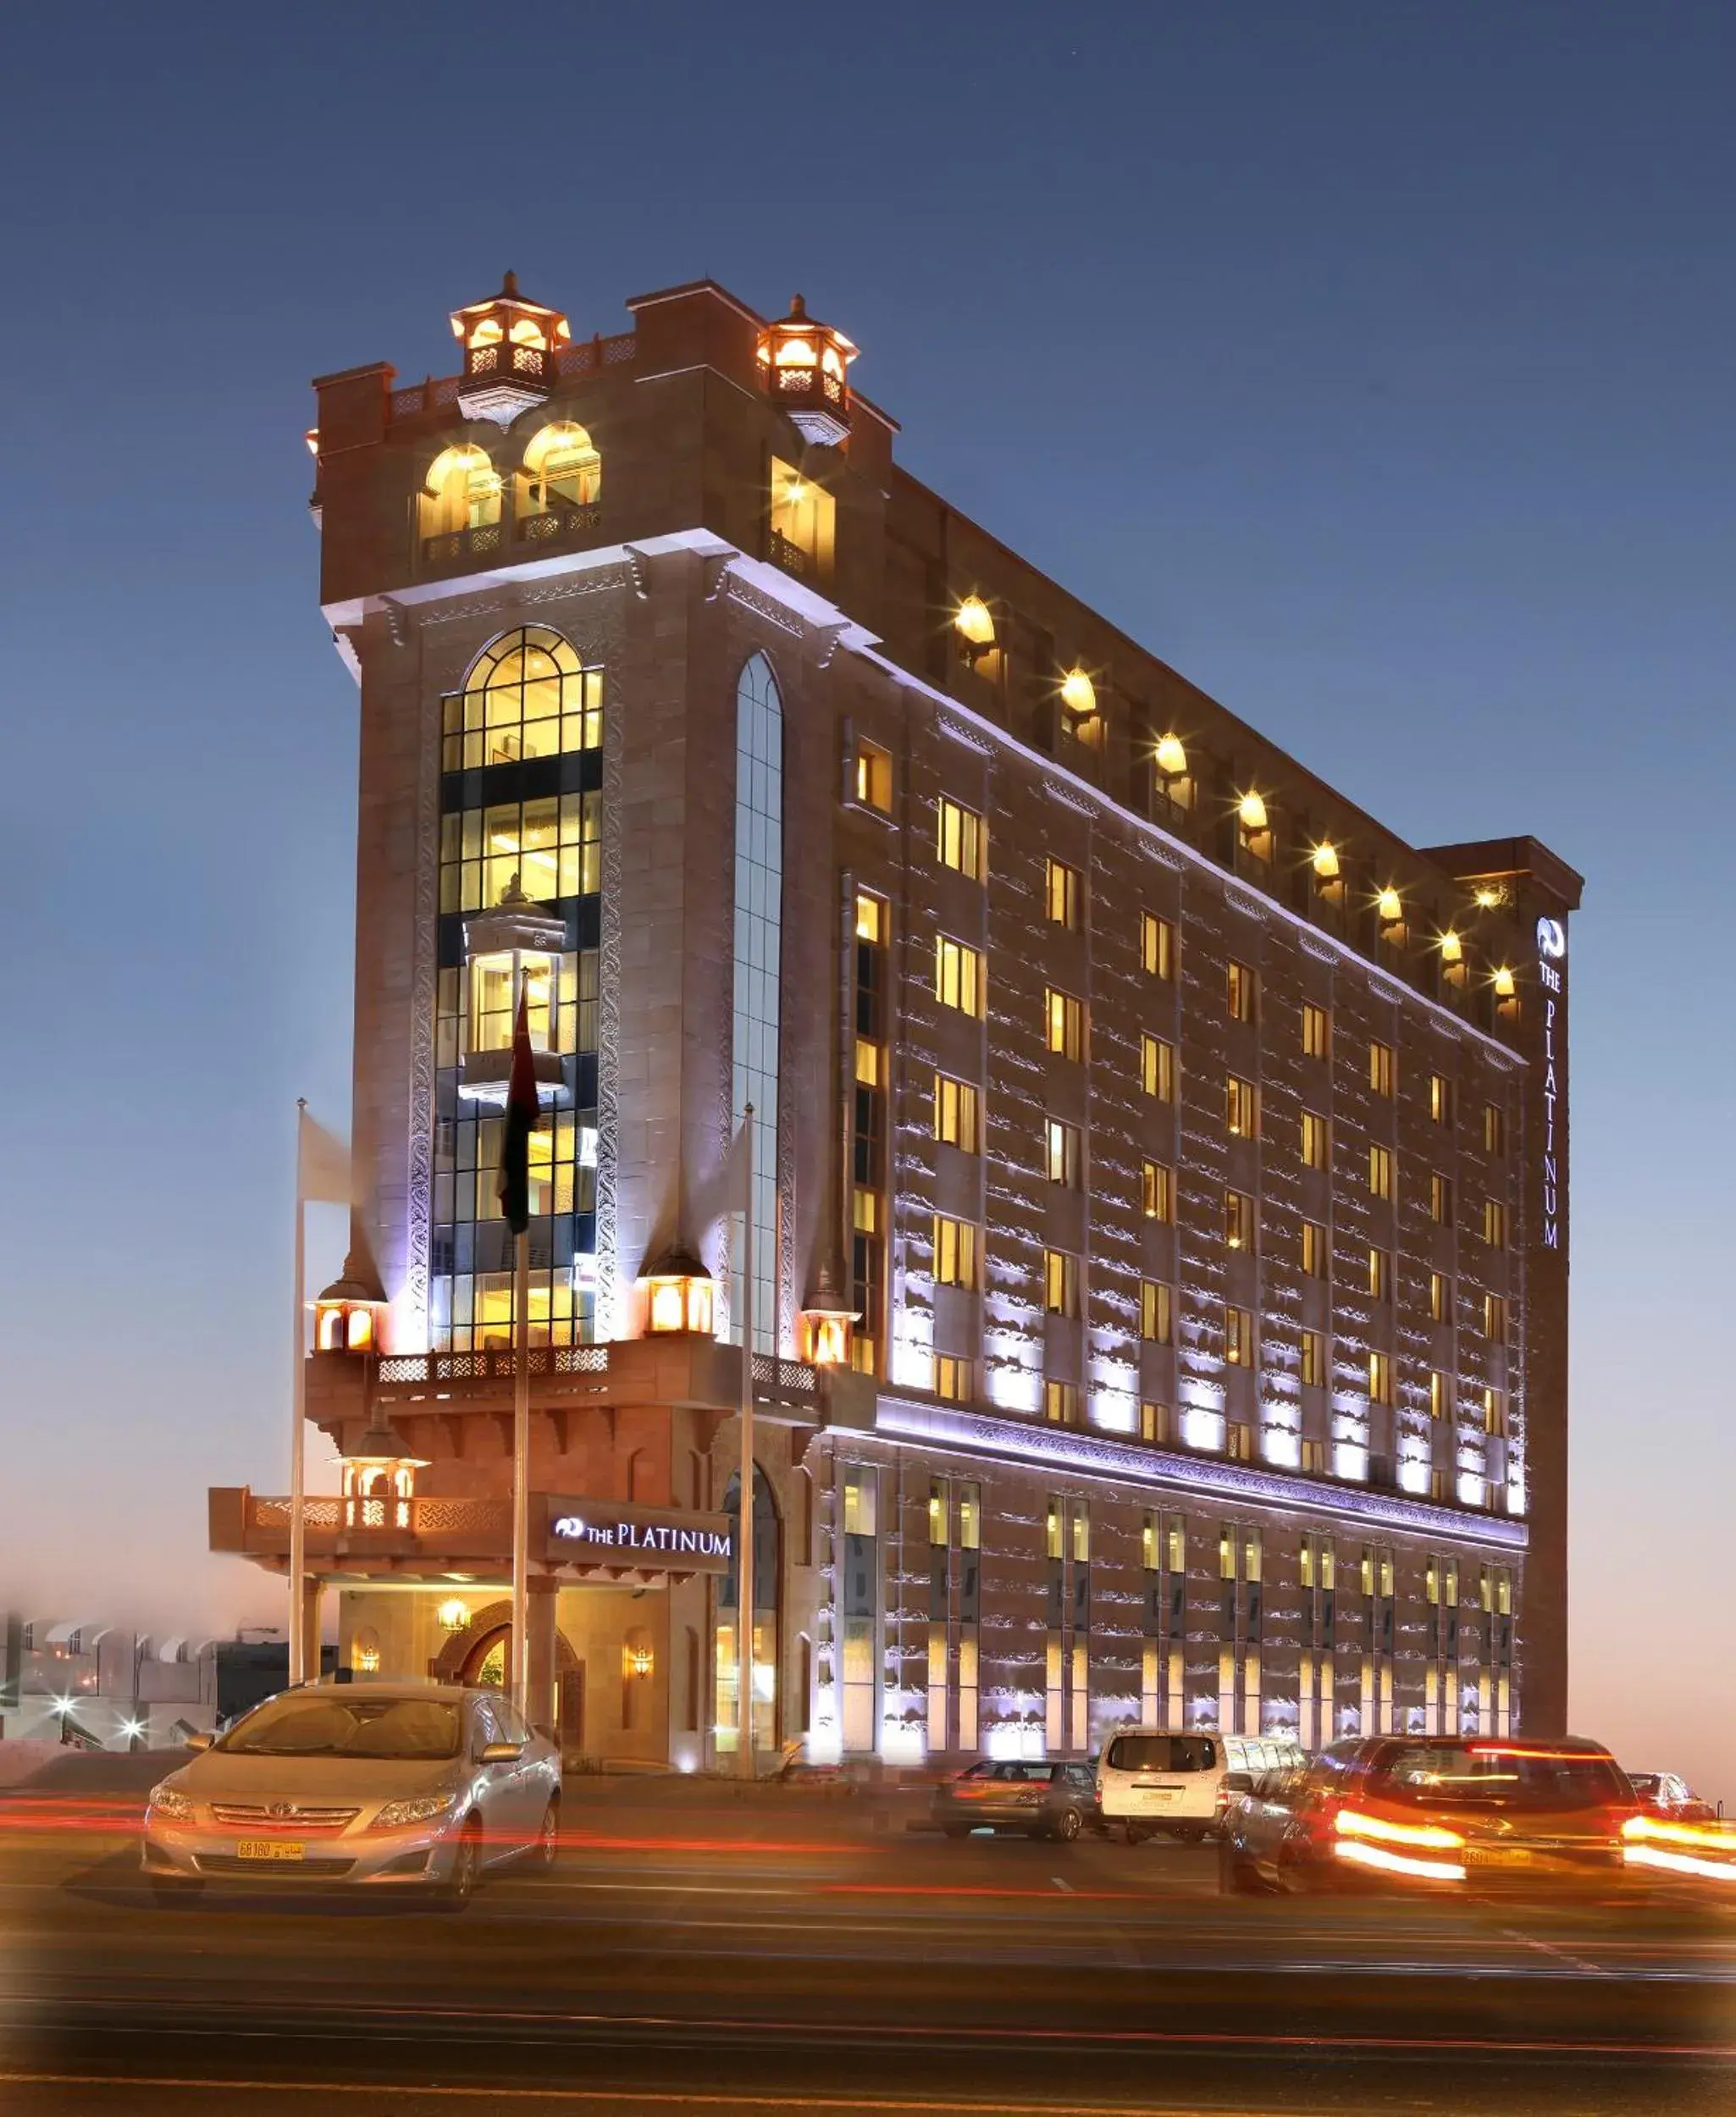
[
  {"left": 516, "top": 503, "right": 601, "bottom": 548},
  {"left": 422, "top": 521, "right": 505, "bottom": 566},
  {"left": 209, "top": 1488, "right": 511, "bottom": 1568},
  {"left": 767, "top": 527, "right": 813, "bottom": 582}
]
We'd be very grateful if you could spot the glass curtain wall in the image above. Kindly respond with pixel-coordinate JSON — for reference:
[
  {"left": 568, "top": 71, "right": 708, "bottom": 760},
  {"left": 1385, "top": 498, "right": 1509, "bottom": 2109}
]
[{"left": 730, "top": 653, "right": 783, "bottom": 1353}]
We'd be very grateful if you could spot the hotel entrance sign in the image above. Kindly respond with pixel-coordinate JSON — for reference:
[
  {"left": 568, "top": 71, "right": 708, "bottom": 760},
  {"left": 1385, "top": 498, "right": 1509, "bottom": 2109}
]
[{"left": 544, "top": 1498, "right": 734, "bottom": 1574}]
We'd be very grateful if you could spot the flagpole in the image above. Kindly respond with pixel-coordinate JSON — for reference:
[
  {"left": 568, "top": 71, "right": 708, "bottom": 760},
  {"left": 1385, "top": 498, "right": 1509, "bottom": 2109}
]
[
  {"left": 511, "top": 1221, "right": 531, "bottom": 1720},
  {"left": 289, "top": 1100, "right": 308, "bottom": 1687},
  {"left": 737, "top": 1104, "right": 755, "bottom": 1780}
]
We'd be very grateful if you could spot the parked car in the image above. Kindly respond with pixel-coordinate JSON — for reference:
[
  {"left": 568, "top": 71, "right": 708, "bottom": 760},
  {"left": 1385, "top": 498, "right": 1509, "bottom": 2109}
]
[
  {"left": 140, "top": 1682, "right": 561, "bottom": 1906},
  {"left": 932, "top": 1760, "right": 1100, "bottom": 1842},
  {"left": 1097, "top": 1727, "right": 1307, "bottom": 1843},
  {"left": 1220, "top": 1734, "right": 1640, "bottom": 1895},
  {"left": 1628, "top": 1772, "right": 1718, "bottom": 1824}
]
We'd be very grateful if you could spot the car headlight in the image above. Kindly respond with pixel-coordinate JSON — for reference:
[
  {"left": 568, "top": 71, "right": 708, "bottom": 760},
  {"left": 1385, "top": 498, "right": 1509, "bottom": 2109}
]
[
  {"left": 373, "top": 1792, "right": 458, "bottom": 1829},
  {"left": 147, "top": 1786, "right": 196, "bottom": 1823}
]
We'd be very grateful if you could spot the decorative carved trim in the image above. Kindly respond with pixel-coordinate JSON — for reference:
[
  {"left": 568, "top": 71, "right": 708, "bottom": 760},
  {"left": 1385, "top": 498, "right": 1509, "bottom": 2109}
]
[
  {"left": 404, "top": 654, "right": 440, "bottom": 1351},
  {"left": 815, "top": 622, "right": 849, "bottom": 670},
  {"left": 1224, "top": 887, "right": 1267, "bottom": 921},
  {"left": 592, "top": 645, "right": 627, "bottom": 1346},
  {"left": 726, "top": 574, "right": 804, "bottom": 637},
  {"left": 418, "top": 597, "right": 507, "bottom": 629},
  {"left": 702, "top": 552, "right": 736, "bottom": 603},
  {"left": 1141, "top": 839, "right": 1185, "bottom": 872},
  {"left": 937, "top": 713, "right": 995, "bottom": 755},
  {"left": 622, "top": 545, "right": 652, "bottom": 601},
  {"left": 1043, "top": 777, "right": 1099, "bottom": 818},
  {"left": 382, "top": 598, "right": 410, "bottom": 649},
  {"left": 1298, "top": 931, "right": 1339, "bottom": 963}
]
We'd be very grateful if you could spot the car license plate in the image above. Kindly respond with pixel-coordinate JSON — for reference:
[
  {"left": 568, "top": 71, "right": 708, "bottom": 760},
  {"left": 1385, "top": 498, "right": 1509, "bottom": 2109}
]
[
  {"left": 1467, "top": 1846, "right": 1534, "bottom": 1868},
  {"left": 1136, "top": 1785, "right": 1179, "bottom": 1801},
  {"left": 235, "top": 1840, "right": 305, "bottom": 1863}
]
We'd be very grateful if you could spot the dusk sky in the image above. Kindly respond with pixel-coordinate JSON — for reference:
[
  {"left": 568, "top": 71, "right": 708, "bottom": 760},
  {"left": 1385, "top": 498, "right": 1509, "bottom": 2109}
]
[{"left": 3, "top": 4, "right": 1731, "bottom": 1794}]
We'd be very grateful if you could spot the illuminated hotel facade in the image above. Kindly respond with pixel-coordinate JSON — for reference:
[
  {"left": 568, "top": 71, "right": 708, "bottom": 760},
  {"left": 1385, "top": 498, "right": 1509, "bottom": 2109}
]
[{"left": 209, "top": 274, "right": 1581, "bottom": 1768}]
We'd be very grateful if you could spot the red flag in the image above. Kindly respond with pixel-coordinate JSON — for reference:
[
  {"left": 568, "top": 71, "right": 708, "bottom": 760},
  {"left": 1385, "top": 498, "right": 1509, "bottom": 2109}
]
[{"left": 497, "top": 987, "right": 538, "bottom": 1234}]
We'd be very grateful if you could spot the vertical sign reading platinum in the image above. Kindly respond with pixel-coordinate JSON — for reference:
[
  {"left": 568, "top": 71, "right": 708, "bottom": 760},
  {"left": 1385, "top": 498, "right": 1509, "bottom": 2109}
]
[{"left": 1535, "top": 918, "right": 1566, "bottom": 1250}]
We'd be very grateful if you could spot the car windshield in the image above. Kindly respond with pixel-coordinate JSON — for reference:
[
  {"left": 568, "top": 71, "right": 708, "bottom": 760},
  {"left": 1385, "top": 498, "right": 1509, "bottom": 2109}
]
[
  {"left": 1106, "top": 1734, "right": 1217, "bottom": 1772},
  {"left": 1628, "top": 1773, "right": 1661, "bottom": 1798},
  {"left": 218, "top": 1694, "right": 462, "bottom": 1760},
  {"left": 1378, "top": 1745, "right": 1628, "bottom": 1810}
]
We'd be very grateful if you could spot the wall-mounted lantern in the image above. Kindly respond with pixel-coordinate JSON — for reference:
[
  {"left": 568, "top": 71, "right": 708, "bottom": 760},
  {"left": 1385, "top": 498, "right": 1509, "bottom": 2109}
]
[
  {"left": 756, "top": 294, "right": 858, "bottom": 446},
  {"left": 640, "top": 1247, "right": 716, "bottom": 1337}
]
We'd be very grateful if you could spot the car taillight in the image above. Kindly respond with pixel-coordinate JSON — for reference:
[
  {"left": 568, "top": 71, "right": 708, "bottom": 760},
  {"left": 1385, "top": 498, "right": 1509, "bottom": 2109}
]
[{"left": 1331, "top": 1806, "right": 1465, "bottom": 1882}]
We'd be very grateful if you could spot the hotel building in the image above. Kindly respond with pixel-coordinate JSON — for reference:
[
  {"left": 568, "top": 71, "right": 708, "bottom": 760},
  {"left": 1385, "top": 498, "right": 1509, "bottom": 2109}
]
[{"left": 209, "top": 274, "right": 1581, "bottom": 1769}]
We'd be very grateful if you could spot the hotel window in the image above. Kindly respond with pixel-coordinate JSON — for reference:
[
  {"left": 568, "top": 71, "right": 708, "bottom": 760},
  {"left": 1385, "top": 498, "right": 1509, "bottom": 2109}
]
[
  {"left": 937, "top": 796, "right": 985, "bottom": 881},
  {"left": 936, "top": 936, "right": 984, "bottom": 1016},
  {"left": 1045, "top": 1117, "right": 1083, "bottom": 1188},
  {"left": 1301, "top": 1219, "right": 1328, "bottom": 1280},
  {"left": 1301, "top": 1110, "right": 1329, "bottom": 1169},
  {"left": 856, "top": 890, "right": 885, "bottom": 945},
  {"left": 422, "top": 442, "right": 501, "bottom": 541},
  {"left": 1429, "top": 1173, "right": 1453, "bottom": 1225},
  {"left": 1141, "top": 1034, "right": 1176, "bottom": 1101},
  {"left": 1226, "top": 960, "right": 1257, "bottom": 1023},
  {"left": 1429, "top": 1073, "right": 1454, "bottom": 1126},
  {"left": 1430, "top": 1271, "right": 1451, "bottom": 1324},
  {"left": 770, "top": 456, "right": 835, "bottom": 577},
  {"left": 1225, "top": 1075, "right": 1259, "bottom": 1139},
  {"left": 854, "top": 736, "right": 893, "bottom": 813},
  {"left": 1302, "top": 1003, "right": 1330, "bottom": 1059},
  {"left": 1044, "top": 1379, "right": 1081, "bottom": 1426},
  {"left": 843, "top": 1464, "right": 879, "bottom": 1536},
  {"left": 519, "top": 420, "right": 600, "bottom": 518},
  {"left": 1140, "top": 1401, "right": 1171, "bottom": 1444},
  {"left": 1368, "top": 1350, "right": 1394, "bottom": 1405},
  {"left": 1142, "top": 1158, "right": 1175, "bottom": 1222},
  {"left": 854, "top": 1036, "right": 881, "bottom": 1087},
  {"left": 1368, "top": 1145, "right": 1394, "bottom": 1201},
  {"left": 1484, "top": 1387, "right": 1507, "bottom": 1436},
  {"left": 1043, "top": 1249, "right": 1080, "bottom": 1318},
  {"left": 1140, "top": 1280, "right": 1173, "bottom": 1344},
  {"left": 1369, "top": 1246, "right": 1391, "bottom": 1303},
  {"left": 1142, "top": 911, "right": 1175, "bottom": 980},
  {"left": 1045, "top": 987, "right": 1085, "bottom": 1059},
  {"left": 932, "top": 1072, "right": 980, "bottom": 1153},
  {"left": 934, "top": 1354, "right": 973, "bottom": 1403},
  {"left": 1483, "top": 1293, "right": 1507, "bottom": 1342},
  {"left": 1302, "top": 1329, "right": 1327, "bottom": 1388},
  {"left": 1046, "top": 857, "right": 1083, "bottom": 928},
  {"left": 1429, "top": 1369, "right": 1448, "bottom": 1422},
  {"left": 439, "top": 792, "right": 601, "bottom": 914},
  {"left": 1225, "top": 1421, "right": 1254, "bottom": 1462},
  {"left": 1483, "top": 1199, "right": 1507, "bottom": 1249},
  {"left": 1369, "top": 1040, "right": 1396, "bottom": 1097},
  {"left": 441, "top": 627, "right": 602, "bottom": 771},
  {"left": 932, "top": 1215, "right": 979, "bottom": 1290},
  {"left": 1225, "top": 1304, "right": 1255, "bottom": 1366},
  {"left": 1224, "top": 1190, "right": 1256, "bottom": 1253},
  {"left": 1484, "top": 1103, "right": 1507, "bottom": 1157}
]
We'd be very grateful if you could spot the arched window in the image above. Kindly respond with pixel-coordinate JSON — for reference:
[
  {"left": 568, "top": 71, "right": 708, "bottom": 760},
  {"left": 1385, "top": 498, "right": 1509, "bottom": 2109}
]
[
  {"left": 732, "top": 654, "right": 783, "bottom": 1353},
  {"left": 520, "top": 422, "right": 602, "bottom": 518},
  {"left": 420, "top": 444, "right": 501, "bottom": 541},
  {"left": 442, "top": 625, "right": 603, "bottom": 772}
]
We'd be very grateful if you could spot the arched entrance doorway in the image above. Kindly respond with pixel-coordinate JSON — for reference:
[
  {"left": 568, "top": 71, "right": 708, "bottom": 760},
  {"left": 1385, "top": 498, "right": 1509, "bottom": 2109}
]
[
  {"left": 428, "top": 1600, "right": 585, "bottom": 1755},
  {"left": 716, "top": 1467, "right": 779, "bottom": 1760}
]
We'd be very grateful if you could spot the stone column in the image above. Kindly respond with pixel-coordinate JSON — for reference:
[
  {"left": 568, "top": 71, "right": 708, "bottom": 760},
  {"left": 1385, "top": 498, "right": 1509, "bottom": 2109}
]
[
  {"left": 301, "top": 1578, "right": 327, "bottom": 1680},
  {"left": 525, "top": 1579, "right": 560, "bottom": 1737}
]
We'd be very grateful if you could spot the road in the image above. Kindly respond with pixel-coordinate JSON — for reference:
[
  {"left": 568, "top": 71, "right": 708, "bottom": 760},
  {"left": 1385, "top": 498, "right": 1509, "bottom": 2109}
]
[{"left": 3, "top": 1772, "right": 1735, "bottom": 2114}]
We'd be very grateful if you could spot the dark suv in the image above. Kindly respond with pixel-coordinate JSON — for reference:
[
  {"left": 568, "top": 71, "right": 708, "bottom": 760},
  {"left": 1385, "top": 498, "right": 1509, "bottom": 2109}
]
[{"left": 933, "top": 1760, "right": 1100, "bottom": 1842}]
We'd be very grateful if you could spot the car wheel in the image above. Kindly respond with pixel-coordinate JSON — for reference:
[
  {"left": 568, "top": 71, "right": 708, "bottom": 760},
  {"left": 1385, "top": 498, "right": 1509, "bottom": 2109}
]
[
  {"left": 1123, "top": 1821, "right": 1149, "bottom": 1847},
  {"left": 441, "top": 1818, "right": 483, "bottom": 1910},
  {"left": 1052, "top": 1805, "right": 1083, "bottom": 1844},
  {"left": 942, "top": 1824, "right": 971, "bottom": 1839},
  {"left": 528, "top": 1798, "right": 561, "bottom": 1874},
  {"left": 1219, "top": 1838, "right": 1261, "bottom": 1894}
]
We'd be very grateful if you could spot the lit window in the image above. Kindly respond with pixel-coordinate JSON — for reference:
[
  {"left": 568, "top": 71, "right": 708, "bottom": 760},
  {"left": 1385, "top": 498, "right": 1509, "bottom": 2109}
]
[
  {"left": 1302, "top": 1003, "right": 1329, "bottom": 1059},
  {"left": 1045, "top": 1118, "right": 1082, "bottom": 1188},
  {"left": 1429, "top": 1173, "right": 1453, "bottom": 1226},
  {"left": 1429, "top": 1073, "right": 1454, "bottom": 1126},
  {"left": 1226, "top": 961, "right": 1257, "bottom": 1023},
  {"left": 1430, "top": 1271, "right": 1451, "bottom": 1324},
  {"left": 843, "top": 1465, "right": 878, "bottom": 1536},
  {"left": 1141, "top": 1034, "right": 1175, "bottom": 1101},
  {"left": 1225, "top": 1422, "right": 1253, "bottom": 1462},
  {"left": 1368, "top": 1351, "right": 1393, "bottom": 1405},
  {"left": 442, "top": 627, "right": 602, "bottom": 772},
  {"left": 932, "top": 1215, "right": 979, "bottom": 1291},
  {"left": 519, "top": 420, "right": 601, "bottom": 518},
  {"left": 853, "top": 1186, "right": 879, "bottom": 1233},
  {"left": 770, "top": 456, "right": 835, "bottom": 579},
  {"left": 854, "top": 1037, "right": 881, "bottom": 1086},
  {"left": 1140, "top": 1403, "right": 1171, "bottom": 1445},
  {"left": 1484, "top": 1293, "right": 1507, "bottom": 1343},
  {"left": 936, "top": 936, "right": 984, "bottom": 1016},
  {"left": 1142, "top": 1158, "right": 1175, "bottom": 1222},
  {"left": 1429, "top": 1370, "right": 1448, "bottom": 1422},
  {"left": 855, "top": 890, "right": 885, "bottom": 942},
  {"left": 439, "top": 789, "right": 601, "bottom": 914},
  {"left": 1483, "top": 1200, "right": 1507, "bottom": 1249},
  {"left": 934, "top": 1354, "right": 973, "bottom": 1403},
  {"left": 1369, "top": 1246, "right": 1391, "bottom": 1302},
  {"left": 1302, "top": 1330, "right": 1327, "bottom": 1388},
  {"left": 1368, "top": 1145, "right": 1394, "bottom": 1201},
  {"left": 1046, "top": 987, "right": 1085, "bottom": 1059},
  {"left": 1141, "top": 1281, "right": 1172, "bottom": 1344},
  {"left": 937, "top": 797, "right": 985, "bottom": 880},
  {"left": 1301, "top": 1110, "right": 1330, "bottom": 1169},
  {"left": 1046, "top": 858, "right": 1082, "bottom": 928},
  {"left": 421, "top": 443, "right": 502, "bottom": 542},
  {"left": 1484, "top": 1103, "right": 1507, "bottom": 1157},
  {"left": 1225, "top": 1075, "right": 1258, "bottom": 1139},
  {"left": 1224, "top": 1190, "right": 1256, "bottom": 1252},
  {"left": 1484, "top": 1387, "right": 1507, "bottom": 1437},
  {"left": 1043, "top": 1249, "right": 1080, "bottom": 1318},
  {"left": 1225, "top": 1305, "right": 1255, "bottom": 1366},
  {"left": 854, "top": 738, "right": 893, "bottom": 813},
  {"left": 933, "top": 1073, "right": 980, "bottom": 1152},
  {"left": 1301, "top": 1219, "right": 1328, "bottom": 1279},
  {"left": 1045, "top": 1379, "right": 1081, "bottom": 1426},
  {"left": 1369, "top": 1041, "right": 1396, "bottom": 1097},
  {"left": 1142, "top": 912, "right": 1175, "bottom": 979}
]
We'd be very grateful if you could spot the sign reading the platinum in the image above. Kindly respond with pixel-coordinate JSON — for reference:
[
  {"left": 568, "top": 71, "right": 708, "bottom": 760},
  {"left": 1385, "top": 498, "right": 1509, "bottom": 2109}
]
[
  {"left": 1535, "top": 917, "right": 1566, "bottom": 1251},
  {"left": 544, "top": 1498, "right": 734, "bottom": 1573}
]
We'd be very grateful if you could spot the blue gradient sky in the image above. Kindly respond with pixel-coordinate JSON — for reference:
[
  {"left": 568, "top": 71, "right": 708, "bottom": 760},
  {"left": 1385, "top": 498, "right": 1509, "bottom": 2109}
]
[{"left": 3, "top": 3, "right": 1730, "bottom": 1792}]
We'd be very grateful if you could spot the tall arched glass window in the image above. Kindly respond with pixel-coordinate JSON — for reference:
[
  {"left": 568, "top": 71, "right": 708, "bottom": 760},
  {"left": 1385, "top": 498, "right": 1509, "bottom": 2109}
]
[{"left": 732, "top": 653, "right": 783, "bottom": 1353}]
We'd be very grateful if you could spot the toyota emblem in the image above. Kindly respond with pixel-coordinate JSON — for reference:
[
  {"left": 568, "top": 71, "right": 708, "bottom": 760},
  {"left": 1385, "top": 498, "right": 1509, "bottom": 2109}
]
[{"left": 268, "top": 1801, "right": 297, "bottom": 1819}]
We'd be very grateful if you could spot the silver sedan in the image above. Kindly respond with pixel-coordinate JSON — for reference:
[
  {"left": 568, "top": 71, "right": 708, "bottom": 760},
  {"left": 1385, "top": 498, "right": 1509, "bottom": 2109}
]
[{"left": 141, "top": 1681, "right": 561, "bottom": 1906}]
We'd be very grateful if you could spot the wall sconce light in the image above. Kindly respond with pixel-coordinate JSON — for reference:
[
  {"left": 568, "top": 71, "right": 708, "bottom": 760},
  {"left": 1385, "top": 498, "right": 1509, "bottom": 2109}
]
[
  {"left": 1153, "top": 732, "right": 1187, "bottom": 777},
  {"left": 1312, "top": 841, "right": 1341, "bottom": 880},
  {"left": 1493, "top": 966, "right": 1516, "bottom": 998},
  {"left": 1376, "top": 887, "right": 1403, "bottom": 925},
  {"left": 954, "top": 595, "right": 996, "bottom": 647},
  {"left": 642, "top": 1249, "right": 716, "bottom": 1336},
  {"left": 625, "top": 1644, "right": 655, "bottom": 1680},
  {"left": 436, "top": 1599, "right": 470, "bottom": 1633},
  {"left": 1439, "top": 930, "right": 1463, "bottom": 965},
  {"left": 1237, "top": 790, "right": 1268, "bottom": 832},
  {"left": 1059, "top": 668, "right": 1097, "bottom": 717}
]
